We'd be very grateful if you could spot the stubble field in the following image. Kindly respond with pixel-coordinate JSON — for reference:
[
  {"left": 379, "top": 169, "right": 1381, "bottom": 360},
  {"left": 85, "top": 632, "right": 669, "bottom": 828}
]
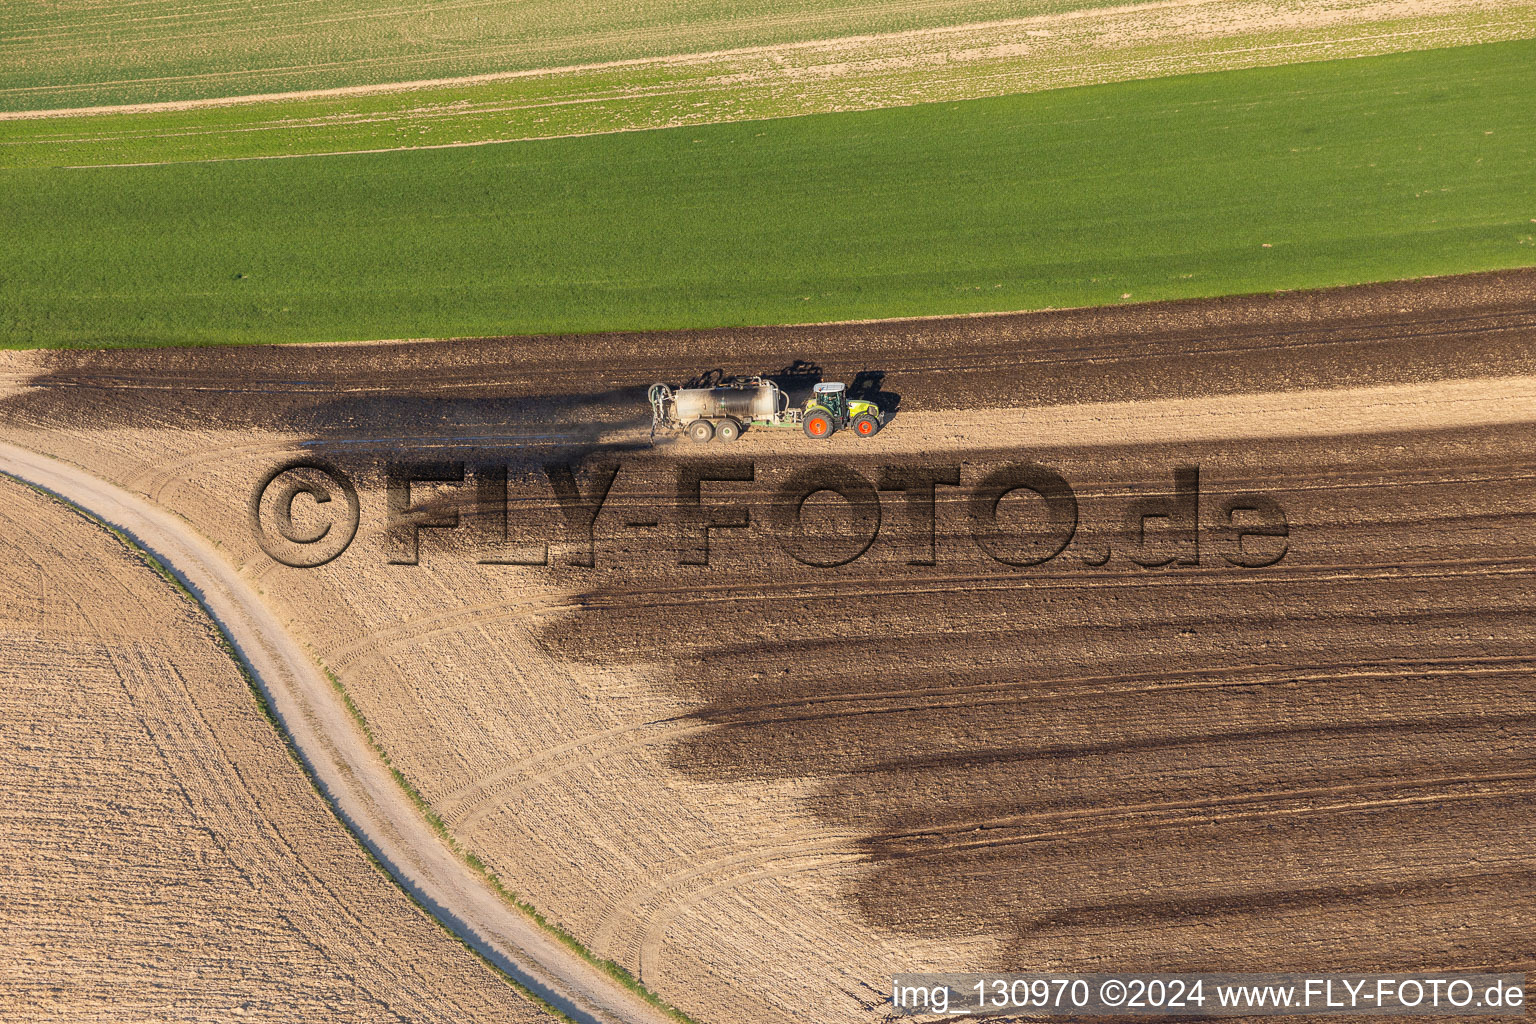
[
  {"left": 0, "top": 477, "right": 547, "bottom": 1023},
  {"left": 0, "top": 0, "right": 1130, "bottom": 110},
  {"left": 2, "top": 269, "right": 1532, "bottom": 1022}
]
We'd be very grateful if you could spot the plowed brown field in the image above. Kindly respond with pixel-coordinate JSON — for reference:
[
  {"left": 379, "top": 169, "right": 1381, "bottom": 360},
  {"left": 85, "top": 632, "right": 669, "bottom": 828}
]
[
  {"left": 0, "top": 478, "right": 547, "bottom": 1022},
  {"left": 1, "top": 268, "right": 1532, "bottom": 1023}
]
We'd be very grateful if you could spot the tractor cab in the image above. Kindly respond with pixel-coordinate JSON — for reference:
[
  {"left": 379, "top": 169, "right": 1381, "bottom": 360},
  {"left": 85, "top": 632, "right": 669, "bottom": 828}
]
[{"left": 810, "top": 381, "right": 847, "bottom": 419}]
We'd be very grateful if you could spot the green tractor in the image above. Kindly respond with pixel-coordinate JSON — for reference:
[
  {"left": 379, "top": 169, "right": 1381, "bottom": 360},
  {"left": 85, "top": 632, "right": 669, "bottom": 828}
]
[{"left": 802, "top": 381, "right": 882, "bottom": 439}]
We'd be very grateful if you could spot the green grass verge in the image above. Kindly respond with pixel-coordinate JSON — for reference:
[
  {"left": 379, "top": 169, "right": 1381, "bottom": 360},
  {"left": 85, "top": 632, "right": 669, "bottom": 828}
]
[
  {"left": 317, "top": 666, "right": 702, "bottom": 1024},
  {"left": 2, "top": 38, "right": 1534, "bottom": 348}
]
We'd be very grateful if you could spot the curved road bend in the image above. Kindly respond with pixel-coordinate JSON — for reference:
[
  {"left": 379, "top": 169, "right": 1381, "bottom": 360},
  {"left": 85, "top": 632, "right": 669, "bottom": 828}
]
[{"left": 0, "top": 440, "right": 678, "bottom": 1024}]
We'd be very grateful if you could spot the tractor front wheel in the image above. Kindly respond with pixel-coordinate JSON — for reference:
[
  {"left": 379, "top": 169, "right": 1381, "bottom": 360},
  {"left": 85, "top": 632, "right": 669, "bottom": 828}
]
[
  {"left": 687, "top": 420, "right": 715, "bottom": 444},
  {"left": 851, "top": 413, "right": 881, "bottom": 437},
  {"left": 803, "top": 411, "right": 835, "bottom": 439},
  {"left": 715, "top": 418, "right": 742, "bottom": 443}
]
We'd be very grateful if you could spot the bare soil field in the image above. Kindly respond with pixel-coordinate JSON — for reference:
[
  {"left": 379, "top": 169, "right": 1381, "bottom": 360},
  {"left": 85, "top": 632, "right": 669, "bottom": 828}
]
[
  {"left": 0, "top": 478, "right": 548, "bottom": 1021},
  {"left": 1, "top": 268, "right": 1532, "bottom": 1022}
]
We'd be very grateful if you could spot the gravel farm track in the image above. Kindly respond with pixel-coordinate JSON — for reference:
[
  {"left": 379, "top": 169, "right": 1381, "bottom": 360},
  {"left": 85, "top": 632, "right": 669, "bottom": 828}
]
[
  {"left": 2, "top": 268, "right": 1534, "bottom": 1022},
  {"left": 0, "top": 443, "right": 683, "bottom": 1024},
  {"left": 0, "top": 475, "right": 554, "bottom": 1024}
]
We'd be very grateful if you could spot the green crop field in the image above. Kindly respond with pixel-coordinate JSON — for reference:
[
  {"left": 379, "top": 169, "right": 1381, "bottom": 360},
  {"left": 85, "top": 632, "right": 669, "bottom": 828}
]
[
  {"left": 5, "top": 0, "right": 1528, "bottom": 170},
  {"left": 2, "top": 40, "right": 1533, "bottom": 349}
]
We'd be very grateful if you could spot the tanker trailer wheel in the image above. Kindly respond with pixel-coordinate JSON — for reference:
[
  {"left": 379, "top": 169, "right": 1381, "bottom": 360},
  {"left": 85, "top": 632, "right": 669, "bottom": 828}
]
[
  {"left": 687, "top": 420, "right": 715, "bottom": 444},
  {"left": 715, "top": 418, "right": 742, "bottom": 443},
  {"left": 851, "top": 412, "right": 881, "bottom": 437},
  {"left": 803, "top": 410, "right": 835, "bottom": 439}
]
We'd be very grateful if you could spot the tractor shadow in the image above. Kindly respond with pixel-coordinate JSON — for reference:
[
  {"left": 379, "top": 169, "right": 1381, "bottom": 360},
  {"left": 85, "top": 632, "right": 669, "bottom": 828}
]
[{"left": 848, "top": 369, "right": 901, "bottom": 423}]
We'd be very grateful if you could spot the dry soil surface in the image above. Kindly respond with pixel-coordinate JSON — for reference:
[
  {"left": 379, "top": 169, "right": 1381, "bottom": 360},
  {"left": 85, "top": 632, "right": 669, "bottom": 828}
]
[
  {"left": 0, "top": 268, "right": 1533, "bottom": 1023},
  {"left": 0, "top": 475, "right": 551, "bottom": 1023}
]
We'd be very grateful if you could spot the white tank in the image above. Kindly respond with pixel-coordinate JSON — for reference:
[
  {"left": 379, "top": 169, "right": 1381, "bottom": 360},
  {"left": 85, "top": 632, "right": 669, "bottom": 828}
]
[{"left": 672, "top": 381, "right": 781, "bottom": 423}]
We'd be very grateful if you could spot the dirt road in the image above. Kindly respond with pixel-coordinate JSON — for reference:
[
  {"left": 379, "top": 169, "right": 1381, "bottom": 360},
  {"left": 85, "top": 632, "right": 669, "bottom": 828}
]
[
  {"left": 0, "top": 475, "right": 554, "bottom": 1022},
  {"left": 0, "top": 440, "right": 679, "bottom": 1024}
]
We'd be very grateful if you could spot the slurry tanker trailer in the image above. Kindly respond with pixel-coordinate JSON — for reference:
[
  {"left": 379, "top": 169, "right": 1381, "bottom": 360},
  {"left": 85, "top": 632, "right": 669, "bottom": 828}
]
[{"left": 649, "top": 377, "right": 883, "bottom": 443}]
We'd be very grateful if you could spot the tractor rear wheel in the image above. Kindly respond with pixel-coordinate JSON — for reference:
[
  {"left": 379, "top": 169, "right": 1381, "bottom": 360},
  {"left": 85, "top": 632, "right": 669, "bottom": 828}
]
[
  {"left": 851, "top": 413, "right": 881, "bottom": 437},
  {"left": 715, "top": 418, "right": 742, "bottom": 443},
  {"left": 803, "top": 411, "right": 835, "bottom": 439},
  {"left": 687, "top": 420, "right": 715, "bottom": 444}
]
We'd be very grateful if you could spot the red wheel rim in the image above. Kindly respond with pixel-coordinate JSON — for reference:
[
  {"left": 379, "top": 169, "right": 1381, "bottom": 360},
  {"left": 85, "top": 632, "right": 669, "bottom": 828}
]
[
  {"left": 858, "top": 420, "right": 872, "bottom": 434},
  {"left": 810, "top": 419, "right": 826, "bottom": 435}
]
